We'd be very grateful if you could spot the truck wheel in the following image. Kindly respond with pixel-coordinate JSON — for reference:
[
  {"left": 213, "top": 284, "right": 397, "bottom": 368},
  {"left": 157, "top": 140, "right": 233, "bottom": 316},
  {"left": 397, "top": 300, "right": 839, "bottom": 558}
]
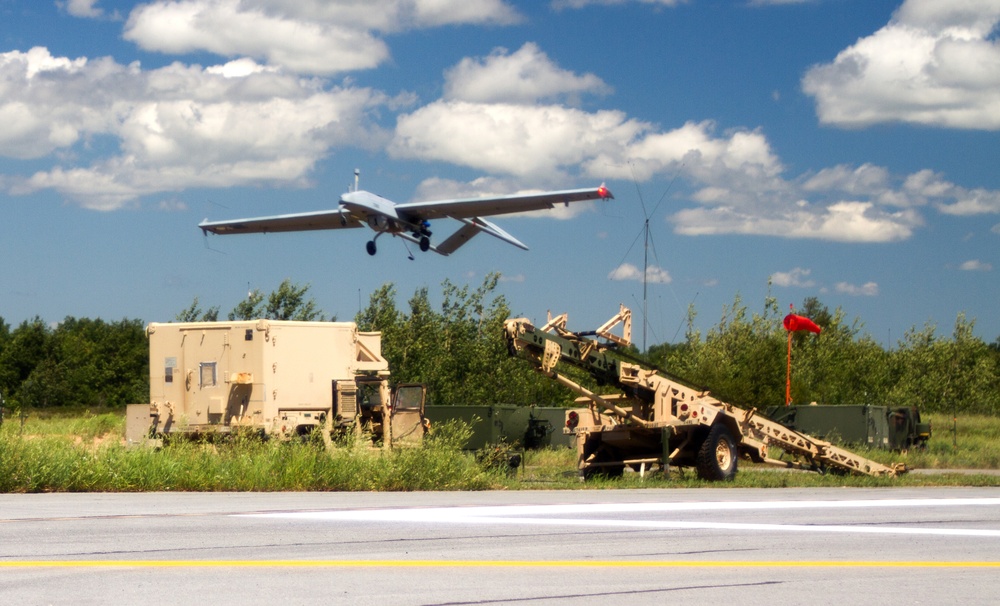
[
  {"left": 696, "top": 424, "right": 738, "bottom": 481},
  {"left": 582, "top": 459, "right": 625, "bottom": 480},
  {"left": 581, "top": 444, "right": 625, "bottom": 480}
]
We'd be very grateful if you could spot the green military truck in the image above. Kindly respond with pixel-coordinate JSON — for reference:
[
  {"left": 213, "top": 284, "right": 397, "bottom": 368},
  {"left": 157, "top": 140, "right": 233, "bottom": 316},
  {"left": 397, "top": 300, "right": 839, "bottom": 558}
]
[
  {"left": 423, "top": 404, "right": 573, "bottom": 451},
  {"left": 764, "top": 404, "right": 930, "bottom": 451}
]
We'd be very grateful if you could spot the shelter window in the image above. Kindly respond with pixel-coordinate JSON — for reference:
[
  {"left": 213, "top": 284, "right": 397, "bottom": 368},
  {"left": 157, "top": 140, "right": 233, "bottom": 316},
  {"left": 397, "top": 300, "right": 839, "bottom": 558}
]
[{"left": 200, "top": 362, "right": 217, "bottom": 388}]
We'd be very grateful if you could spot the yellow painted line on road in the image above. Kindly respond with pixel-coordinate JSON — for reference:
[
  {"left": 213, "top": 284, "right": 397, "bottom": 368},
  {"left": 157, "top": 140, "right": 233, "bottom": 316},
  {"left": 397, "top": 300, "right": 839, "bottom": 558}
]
[{"left": 1, "top": 560, "right": 998, "bottom": 569}]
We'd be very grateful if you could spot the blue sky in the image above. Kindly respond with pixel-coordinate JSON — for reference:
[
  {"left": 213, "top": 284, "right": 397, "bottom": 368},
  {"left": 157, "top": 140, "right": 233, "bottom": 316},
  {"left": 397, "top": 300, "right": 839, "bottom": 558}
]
[{"left": 2, "top": 0, "right": 999, "bottom": 349}]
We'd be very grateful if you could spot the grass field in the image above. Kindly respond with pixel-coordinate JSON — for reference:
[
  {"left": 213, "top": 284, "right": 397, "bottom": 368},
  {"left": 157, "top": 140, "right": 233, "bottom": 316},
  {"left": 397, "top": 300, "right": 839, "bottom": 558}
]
[{"left": 2, "top": 407, "right": 999, "bottom": 492}]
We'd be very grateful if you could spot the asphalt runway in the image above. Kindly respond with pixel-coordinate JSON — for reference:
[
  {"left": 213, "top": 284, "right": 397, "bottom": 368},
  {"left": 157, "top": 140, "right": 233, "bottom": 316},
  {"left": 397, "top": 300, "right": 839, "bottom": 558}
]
[{"left": 2, "top": 487, "right": 999, "bottom": 605}]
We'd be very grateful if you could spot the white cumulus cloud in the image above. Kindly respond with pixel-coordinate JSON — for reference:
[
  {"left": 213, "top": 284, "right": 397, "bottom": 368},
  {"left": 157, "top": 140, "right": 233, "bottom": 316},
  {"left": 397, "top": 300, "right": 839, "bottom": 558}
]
[
  {"left": 123, "top": 0, "right": 389, "bottom": 75},
  {"left": 959, "top": 259, "right": 992, "bottom": 271},
  {"left": 0, "top": 49, "right": 385, "bottom": 209},
  {"left": 803, "top": 0, "right": 1000, "bottom": 129},
  {"left": 748, "top": 0, "right": 808, "bottom": 5},
  {"left": 672, "top": 201, "right": 921, "bottom": 243},
  {"left": 61, "top": 0, "right": 104, "bottom": 18},
  {"left": 552, "top": 0, "right": 686, "bottom": 8},
  {"left": 444, "top": 43, "right": 611, "bottom": 104},
  {"left": 411, "top": 176, "right": 599, "bottom": 220},
  {"left": 8, "top": 13, "right": 1000, "bottom": 249},
  {"left": 802, "top": 164, "right": 892, "bottom": 200},
  {"left": 835, "top": 281, "right": 880, "bottom": 297},
  {"left": 936, "top": 187, "right": 1000, "bottom": 215},
  {"left": 123, "top": 0, "right": 520, "bottom": 76},
  {"left": 608, "top": 262, "right": 672, "bottom": 284},
  {"left": 771, "top": 267, "right": 815, "bottom": 288},
  {"left": 392, "top": 65, "right": 993, "bottom": 244},
  {"left": 391, "top": 100, "right": 645, "bottom": 181}
]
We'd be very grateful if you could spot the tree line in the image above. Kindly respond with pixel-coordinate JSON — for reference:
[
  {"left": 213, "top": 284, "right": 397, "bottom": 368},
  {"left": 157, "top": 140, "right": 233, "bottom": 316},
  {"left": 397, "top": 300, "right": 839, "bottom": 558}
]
[
  {"left": 650, "top": 294, "right": 1000, "bottom": 416},
  {"left": 0, "top": 279, "right": 323, "bottom": 412},
  {"left": 353, "top": 274, "right": 568, "bottom": 408},
  {"left": 1, "top": 276, "right": 998, "bottom": 415}
]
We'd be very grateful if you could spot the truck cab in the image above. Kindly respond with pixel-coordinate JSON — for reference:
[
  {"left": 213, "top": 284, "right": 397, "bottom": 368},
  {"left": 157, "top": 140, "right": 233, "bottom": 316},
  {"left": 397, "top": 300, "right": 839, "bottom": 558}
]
[{"left": 334, "top": 377, "right": 426, "bottom": 447}]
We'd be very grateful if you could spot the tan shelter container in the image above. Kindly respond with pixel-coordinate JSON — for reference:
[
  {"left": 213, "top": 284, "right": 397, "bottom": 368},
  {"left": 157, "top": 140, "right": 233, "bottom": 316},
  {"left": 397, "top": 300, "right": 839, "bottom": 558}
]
[{"left": 143, "top": 319, "right": 389, "bottom": 437}]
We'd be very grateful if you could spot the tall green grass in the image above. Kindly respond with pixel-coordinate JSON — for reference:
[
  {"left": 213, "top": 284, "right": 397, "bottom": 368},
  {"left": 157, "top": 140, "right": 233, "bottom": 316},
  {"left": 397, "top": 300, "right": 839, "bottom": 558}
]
[
  {"left": 4, "top": 406, "right": 124, "bottom": 441},
  {"left": 0, "top": 414, "right": 502, "bottom": 493},
  {"left": 502, "top": 414, "right": 1000, "bottom": 489},
  {"left": 898, "top": 414, "right": 1000, "bottom": 469},
  {"left": 507, "top": 444, "right": 1000, "bottom": 489},
  {"left": 2, "top": 408, "right": 999, "bottom": 492}
]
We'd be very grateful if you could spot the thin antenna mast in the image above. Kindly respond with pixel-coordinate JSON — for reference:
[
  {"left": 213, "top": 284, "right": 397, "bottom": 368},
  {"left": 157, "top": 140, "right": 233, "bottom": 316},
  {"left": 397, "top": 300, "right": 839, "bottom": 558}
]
[
  {"left": 630, "top": 168, "right": 651, "bottom": 352},
  {"left": 642, "top": 199, "right": 650, "bottom": 351},
  {"left": 621, "top": 164, "right": 680, "bottom": 352}
]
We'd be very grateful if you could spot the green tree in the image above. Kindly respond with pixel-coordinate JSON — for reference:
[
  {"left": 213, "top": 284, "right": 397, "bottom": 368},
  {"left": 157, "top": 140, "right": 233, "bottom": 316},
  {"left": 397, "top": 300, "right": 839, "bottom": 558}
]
[
  {"left": 0, "top": 316, "right": 9, "bottom": 404},
  {"left": 615, "top": 292, "right": 1000, "bottom": 417},
  {"left": 0, "top": 316, "right": 9, "bottom": 351},
  {"left": 0, "top": 318, "right": 51, "bottom": 410},
  {"left": 175, "top": 297, "right": 220, "bottom": 322},
  {"left": 396, "top": 286, "right": 441, "bottom": 387},
  {"left": 888, "top": 314, "right": 1000, "bottom": 414},
  {"left": 229, "top": 289, "right": 265, "bottom": 321},
  {"left": 670, "top": 293, "right": 786, "bottom": 409},
  {"left": 0, "top": 317, "right": 148, "bottom": 410},
  {"left": 265, "top": 279, "right": 324, "bottom": 321},
  {"left": 84, "top": 317, "right": 148, "bottom": 408},
  {"left": 355, "top": 274, "right": 568, "bottom": 407},
  {"left": 228, "top": 279, "right": 325, "bottom": 321},
  {"left": 18, "top": 358, "right": 72, "bottom": 409},
  {"left": 44, "top": 318, "right": 148, "bottom": 408},
  {"left": 356, "top": 284, "right": 401, "bottom": 334},
  {"left": 792, "top": 305, "right": 889, "bottom": 406}
]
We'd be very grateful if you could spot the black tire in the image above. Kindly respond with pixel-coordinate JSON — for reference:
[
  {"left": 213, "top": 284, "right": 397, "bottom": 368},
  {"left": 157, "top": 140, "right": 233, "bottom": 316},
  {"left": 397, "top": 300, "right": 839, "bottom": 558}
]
[
  {"left": 696, "top": 424, "right": 738, "bottom": 481},
  {"left": 580, "top": 439, "right": 625, "bottom": 480},
  {"left": 582, "top": 458, "right": 625, "bottom": 480},
  {"left": 419, "top": 236, "right": 430, "bottom": 252},
  {"left": 366, "top": 240, "right": 377, "bottom": 256}
]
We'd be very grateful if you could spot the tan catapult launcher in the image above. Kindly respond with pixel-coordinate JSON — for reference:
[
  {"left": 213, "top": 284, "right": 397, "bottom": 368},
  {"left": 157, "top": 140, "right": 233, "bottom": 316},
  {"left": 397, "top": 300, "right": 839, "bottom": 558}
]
[{"left": 504, "top": 305, "right": 906, "bottom": 480}]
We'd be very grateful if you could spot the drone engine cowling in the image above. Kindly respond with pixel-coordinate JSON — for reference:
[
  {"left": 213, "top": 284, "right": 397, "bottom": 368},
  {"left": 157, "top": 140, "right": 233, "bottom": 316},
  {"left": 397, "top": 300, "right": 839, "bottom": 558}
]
[{"left": 367, "top": 214, "right": 396, "bottom": 232}]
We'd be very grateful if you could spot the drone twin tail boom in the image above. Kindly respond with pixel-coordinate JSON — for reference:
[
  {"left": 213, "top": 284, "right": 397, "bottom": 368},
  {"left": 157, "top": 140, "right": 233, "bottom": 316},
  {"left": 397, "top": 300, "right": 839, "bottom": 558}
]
[{"left": 198, "top": 184, "right": 614, "bottom": 256}]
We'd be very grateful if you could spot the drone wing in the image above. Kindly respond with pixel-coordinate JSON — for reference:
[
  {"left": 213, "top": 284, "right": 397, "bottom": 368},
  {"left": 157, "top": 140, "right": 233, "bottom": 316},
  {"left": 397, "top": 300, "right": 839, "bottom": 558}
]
[
  {"left": 395, "top": 185, "right": 613, "bottom": 221},
  {"left": 199, "top": 209, "right": 364, "bottom": 235},
  {"left": 395, "top": 185, "right": 613, "bottom": 254}
]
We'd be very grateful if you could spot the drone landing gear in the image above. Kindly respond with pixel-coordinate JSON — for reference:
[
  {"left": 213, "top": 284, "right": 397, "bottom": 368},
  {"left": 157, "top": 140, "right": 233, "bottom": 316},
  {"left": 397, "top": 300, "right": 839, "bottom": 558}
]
[{"left": 366, "top": 230, "right": 430, "bottom": 257}]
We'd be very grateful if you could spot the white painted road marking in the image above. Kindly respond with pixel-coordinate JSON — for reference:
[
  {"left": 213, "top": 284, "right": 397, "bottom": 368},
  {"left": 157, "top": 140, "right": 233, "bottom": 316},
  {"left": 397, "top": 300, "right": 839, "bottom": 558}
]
[{"left": 239, "top": 498, "right": 1000, "bottom": 538}]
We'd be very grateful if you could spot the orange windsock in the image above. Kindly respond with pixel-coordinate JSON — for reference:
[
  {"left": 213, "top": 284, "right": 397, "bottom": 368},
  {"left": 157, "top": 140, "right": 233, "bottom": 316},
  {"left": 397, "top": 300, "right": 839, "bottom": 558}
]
[{"left": 783, "top": 313, "right": 821, "bottom": 334}]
